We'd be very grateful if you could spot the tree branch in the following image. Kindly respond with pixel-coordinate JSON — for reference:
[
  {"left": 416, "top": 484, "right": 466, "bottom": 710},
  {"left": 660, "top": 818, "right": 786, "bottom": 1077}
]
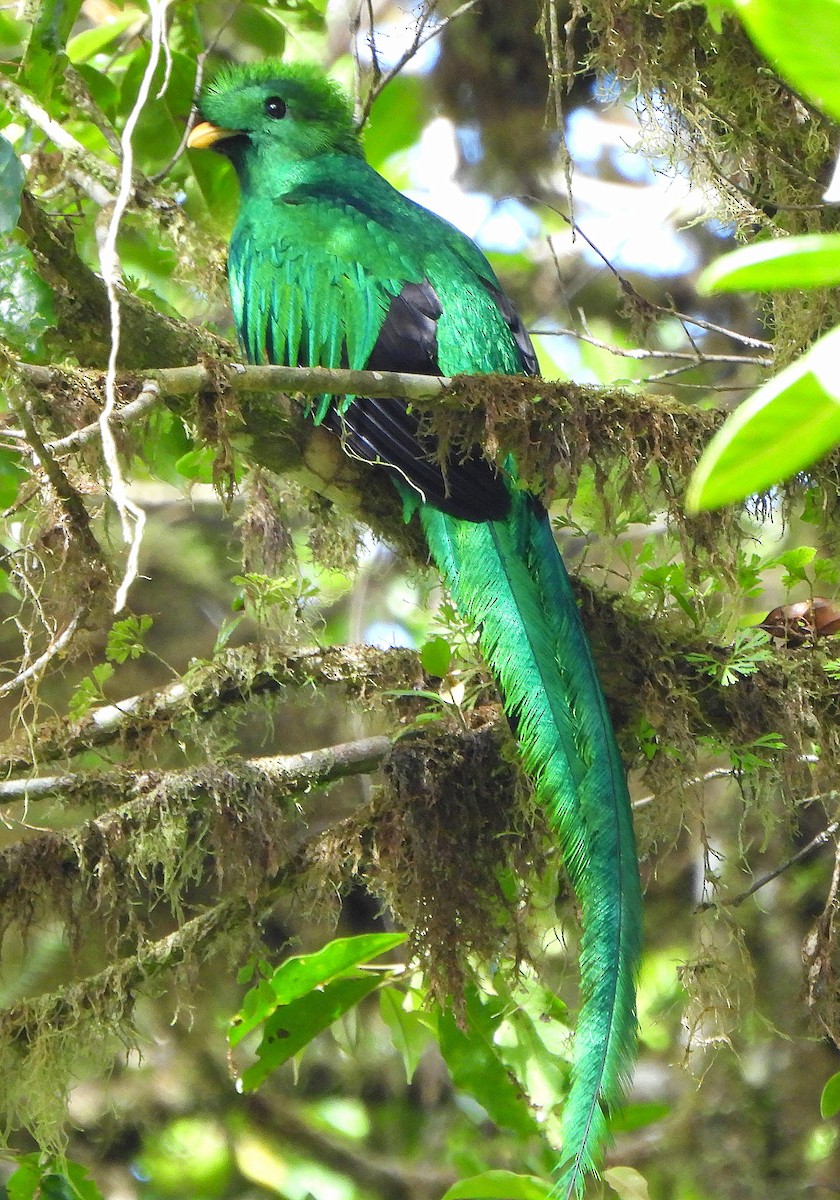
[
  {"left": 0, "top": 733, "right": 396, "bottom": 956},
  {"left": 0, "top": 735, "right": 391, "bottom": 805},
  {"left": 14, "top": 357, "right": 727, "bottom": 554},
  {"left": 0, "top": 644, "right": 423, "bottom": 774}
]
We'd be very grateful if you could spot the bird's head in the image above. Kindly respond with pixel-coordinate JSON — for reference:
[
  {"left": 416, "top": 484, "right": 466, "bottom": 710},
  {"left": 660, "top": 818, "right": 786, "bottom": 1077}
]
[{"left": 187, "top": 60, "right": 362, "bottom": 167}]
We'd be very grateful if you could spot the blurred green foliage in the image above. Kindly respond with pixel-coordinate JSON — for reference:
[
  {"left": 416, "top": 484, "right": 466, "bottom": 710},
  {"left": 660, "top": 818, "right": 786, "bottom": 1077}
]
[{"left": 1, "top": 2, "right": 840, "bottom": 1199}]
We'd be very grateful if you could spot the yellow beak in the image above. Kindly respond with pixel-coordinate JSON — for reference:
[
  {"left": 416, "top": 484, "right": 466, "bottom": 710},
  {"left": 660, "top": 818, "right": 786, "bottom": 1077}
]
[{"left": 186, "top": 120, "right": 239, "bottom": 150}]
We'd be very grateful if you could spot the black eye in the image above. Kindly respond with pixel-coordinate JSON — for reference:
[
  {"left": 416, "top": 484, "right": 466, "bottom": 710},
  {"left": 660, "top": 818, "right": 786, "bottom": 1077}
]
[{"left": 264, "top": 96, "right": 287, "bottom": 119}]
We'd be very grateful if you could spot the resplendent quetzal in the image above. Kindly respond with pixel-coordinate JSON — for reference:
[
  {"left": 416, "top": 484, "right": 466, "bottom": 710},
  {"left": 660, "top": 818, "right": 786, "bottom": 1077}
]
[{"left": 188, "top": 60, "right": 642, "bottom": 1197}]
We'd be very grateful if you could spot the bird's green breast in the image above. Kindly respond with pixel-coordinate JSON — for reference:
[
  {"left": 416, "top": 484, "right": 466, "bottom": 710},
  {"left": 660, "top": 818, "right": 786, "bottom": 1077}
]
[{"left": 230, "top": 152, "right": 525, "bottom": 378}]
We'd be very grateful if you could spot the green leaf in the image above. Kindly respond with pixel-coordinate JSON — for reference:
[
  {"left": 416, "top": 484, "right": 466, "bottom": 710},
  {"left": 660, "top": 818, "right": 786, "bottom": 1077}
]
[
  {"left": 186, "top": 149, "right": 240, "bottom": 231},
  {"left": 230, "top": 932, "right": 406, "bottom": 1046},
  {"left": 18, "top": 0, "right": 82, "bottom": 100},
  {"left": 686, "top": 326, "right": 840, "bottom": 511},
  {"left": 6, "top": 1159, "right": 103, "bottom": 1200},
  {"left": 62, "top": 1156, "right": 109, "bottom": 1195},
  {"left": 704, "top": 1, "right": 728, "bottom": 32},
  {"left": 0, "top": 238, "right": 55, "bottom": 356},
  {"left": 699, "top": 234, "right": 840, "bottom": 293},
  {"left": 0, "top": 447, "right": 25, "bottom": 510},
  {"left": 227, "top": 5, "right": 287, "bottom": 56},
  {"left": 117, "top": 48, "right": 198, "bottom": 172},
  {"left": 68, "top": 662, "right": 114, "bottom": 719},
  {"left": 138, "top": 409, "right": 193, "bottom": 487},
  {"left": 608, "top": 1100, "right": 670, "bottom": 1134},
  {"left": 0, "top": 134, "right": 24, "bottom": 234},
  {"left": 241, "top": 974, "right": 383, "bottom": 1090},
  {"left": 733, "top": 0, "right": 840, "bottom": 122},
  {"left": 72, "top": 63, "right": 119, "bottom": 120},
  {"left": 438, "top": 987, "right": 539, "bottom": 1137},
  {"left": 175, "top": 446, "right": 216, "bottom": 483},
  {"left": 380, "top": 987, "right": 433, "bottom": 1081},
  {"left": 269, "top": 932, "right": 406, "bottom": 1004},
  {"left": 775, "top": 545, "right": 817, "bottom": 585},
  {"left": 106, "top": 614, "right": 153, "bottom": 663},
  {"left": 365, "top": 75, "right": 424, "bottom": 167},
  {"left": 420, "top": 635, "right": 452, "bottom": 677},
  {"left": 440, "top": 1171, "right": 553, "bottom": 1200},
  {"left": 820, "top": 1070, "right": 840, "bottom": 1118},
  {"left": 603, "top": 1166, "right": 650, "bottom": 1200},
  {"left": 67, "top": 10, "right": 144, "bottom": 64},
  {"left": 7, "top": 1158, "right": 40, "bottom": 1200}
]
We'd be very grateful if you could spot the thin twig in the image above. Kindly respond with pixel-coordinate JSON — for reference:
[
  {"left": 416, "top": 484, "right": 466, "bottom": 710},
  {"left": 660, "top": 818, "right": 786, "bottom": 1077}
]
[
  {"left": 149, "top": 50, "right": 208, "bottom": 183},
  {"left": 0, "top": 611, "right": 82, "bottom": 700},
  {"left": 530, "top": 326, "right": 772, "bottom": 367},
  {"left": 537, "top": 199, "right": 773, "bottom": 351},
  {"left": 697, "top": 806, "right": 840, "bottom": 911},
  {"left": 633, "top": 766, "right": 739, "bottom": 811},
  {"left": 358, "top": 0, "right": 481, "bottom": 125},
  {"left": 46, "top": 380, "right": 162, "bottom": 456}
]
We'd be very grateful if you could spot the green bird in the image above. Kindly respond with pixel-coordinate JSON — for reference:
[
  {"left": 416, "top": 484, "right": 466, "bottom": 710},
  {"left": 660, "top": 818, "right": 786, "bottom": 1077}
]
[{"left": 188, "top": 60, "right": 642, "bottom": 1198}]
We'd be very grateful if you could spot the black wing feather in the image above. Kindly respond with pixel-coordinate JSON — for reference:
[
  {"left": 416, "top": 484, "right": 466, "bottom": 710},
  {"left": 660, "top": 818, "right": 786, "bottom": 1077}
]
[{"left": 324, "top": 279, "right": 521, "bottom": 522}]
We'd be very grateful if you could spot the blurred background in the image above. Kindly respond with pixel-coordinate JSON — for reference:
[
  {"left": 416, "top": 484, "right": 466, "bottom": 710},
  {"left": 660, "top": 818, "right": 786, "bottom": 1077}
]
[{"left": 1, "top": 1, "right": 839, "bottom": 1197}]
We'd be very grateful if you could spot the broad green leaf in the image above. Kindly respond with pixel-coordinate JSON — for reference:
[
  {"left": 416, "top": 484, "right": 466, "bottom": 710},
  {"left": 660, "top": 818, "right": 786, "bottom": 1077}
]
[
  {"left": 0, "top": 13, "right": 27, "bottom": 59},
  {"left": 6, "top": 1158, "right": 41, "bottom": 1200},
  {"left": 67, "top": 10, "right": 144, "bottom": 64},
  {"left": 438, "top": 986, "right": 539, "bottom": 1137},
  {"left": 7, "top": 1159, "right": 103, "bottom": 1200},
  {"left": 185, "top": 149, "right": 240, "bottom": 231},
  {"left": 440, "top": 1171, "right": 553, "bottom": 1200},
  {"left": 241, "top": 974, "right": 383, "bottom": 1090},
  {"left": 603, "top": 1166, "right": 650, "bottom": 1200},
  {"left": 365, "top": 75, "right": 424, "bottom": 167},
  {"left": 231, "top": 932, "right": 406, "bottom": 1045},
  {"left": 227, "top": 5, "right": 287, "bottom": 55},
  {"left": 269, "top": 932, "right": 405, "bottom": 1003},
  {"left": 18, "top": 0, "right": 82, "bottom": 100},
  {"left": 72, "top": 63, "right": 120, "bottom": 120},
  {"left": 686, "top": 326, "right": 840, "bottom": 511},
  {"left": 380, "top": 987, "right": 433, "bottom": 1081},
  {"left": 608, "top": 1101, "right": 670, "bottom": 1134},
  {"left": 118, "top": 48, "right": 198, "bottom": 172},
  {"left": 137, "top": 409, "right": 193, "bottom": 487},
  {"left": 0, "top": 134, "right": 24, "bottom": 234},
  {"left": 699, "top": 234, "right": 840, "bottom": 293},
  {"left": 820, "top": 1070, "right": 840, "bottom": 1118},
  {"left": 733, "top": 0, "right": 840, "bottom": 122},
  {"left": 0, "top": 238, "right": 56, "bottom": 357},
  {"left": 420, "top": 635, "right": 452, "bottom": 677},
  {"left": 0, "top": 448, "right": 25, "bottom": 510},
  {"left": 174, "top": 446, "right": 217, "bottom": 483}
]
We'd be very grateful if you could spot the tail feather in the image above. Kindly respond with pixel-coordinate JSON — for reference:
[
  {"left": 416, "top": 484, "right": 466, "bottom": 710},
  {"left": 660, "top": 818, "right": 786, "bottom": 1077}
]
[{"left": 420, "top": 494, "right": 643, "bottom": 1199}]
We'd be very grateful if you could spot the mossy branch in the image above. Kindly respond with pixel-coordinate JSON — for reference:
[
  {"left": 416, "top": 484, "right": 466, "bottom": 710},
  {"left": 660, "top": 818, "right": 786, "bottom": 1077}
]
[
  {"left": 15, "top": 356, "right": 737, "bottom": 555},
  {"left": 4, "top": 589, "right": 840, "bottom": 835},
  {"left": 0, "top": 735, "right": 391, "bottom": 805},
  {"left": 1, "top": 644, "right": 422, "bottom": 774},
  {"left": 0, "top": 735, "right": 391, "bottom": 950}
]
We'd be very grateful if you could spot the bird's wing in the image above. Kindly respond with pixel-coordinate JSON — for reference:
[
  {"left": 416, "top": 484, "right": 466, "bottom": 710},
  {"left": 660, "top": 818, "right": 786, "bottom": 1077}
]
[{"left": 232, "top": 178, "right": 537, "bottom": 519}]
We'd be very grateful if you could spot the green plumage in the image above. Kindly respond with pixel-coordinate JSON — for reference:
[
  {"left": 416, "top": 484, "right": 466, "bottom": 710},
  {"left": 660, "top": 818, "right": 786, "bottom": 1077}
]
[{"left": 193, "top": 60, "right": 643, "bottom": 1197}]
